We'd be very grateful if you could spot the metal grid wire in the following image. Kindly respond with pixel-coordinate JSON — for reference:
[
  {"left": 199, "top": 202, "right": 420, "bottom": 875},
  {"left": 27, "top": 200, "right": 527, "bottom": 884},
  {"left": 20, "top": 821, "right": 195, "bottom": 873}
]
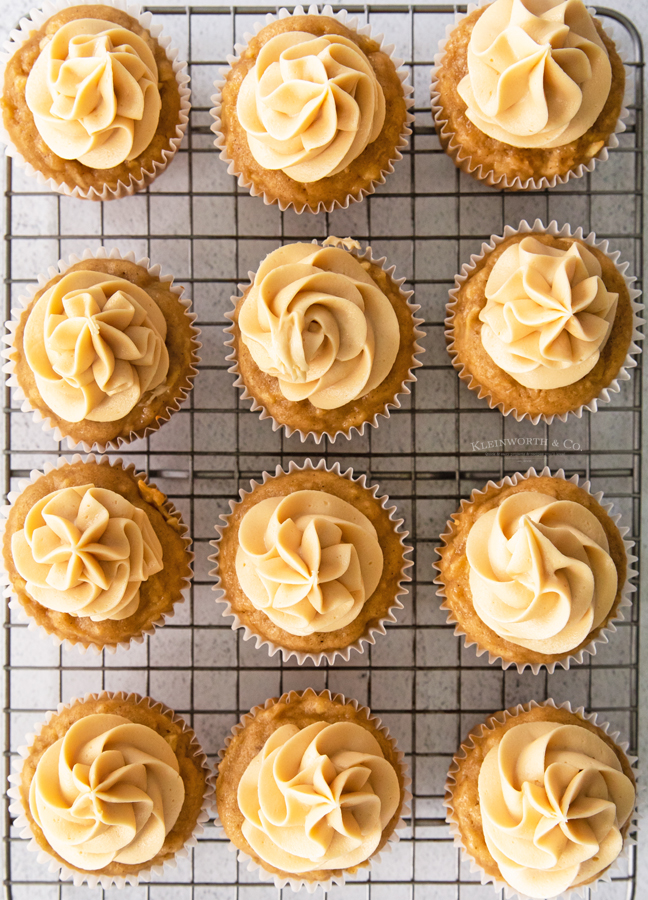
[{"left": 2, "top": 4, "right": 644, "bottom": 898}]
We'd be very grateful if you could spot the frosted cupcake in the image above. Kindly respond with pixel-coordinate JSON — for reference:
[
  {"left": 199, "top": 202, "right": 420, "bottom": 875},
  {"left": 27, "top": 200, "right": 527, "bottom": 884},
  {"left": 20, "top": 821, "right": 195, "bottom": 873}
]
[{"left": 431, "top": 0, "right": 626, "bottom": 189}]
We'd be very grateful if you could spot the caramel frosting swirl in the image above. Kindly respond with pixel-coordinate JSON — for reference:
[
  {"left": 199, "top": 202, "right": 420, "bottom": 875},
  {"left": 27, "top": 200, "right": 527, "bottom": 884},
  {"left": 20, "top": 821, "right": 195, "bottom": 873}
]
[
  {"left": 238, "top": 243, "right": 400, "bottom": 410},
  {"left": 12, "top": 484, "right": 164, "bottom": 621},
  {"left": 235, "top": 489, "right": 383, "bottom": 636},
  {"left": 478, "top": 719, "right": 634, "bottom": 898},
  {"left": 479, "top": 238, "right": 618, "bottom": 389},
  {"left": 29, "top": 713, "right": 185, "bottom": 870},
  {"left": 237, "top": 31, "right": 385, "bottom": 182},
  {"left": 466, "top": 490, "right": 618, "bottom": 655},
  {"left": 25, "top": 18, "right": 161, "bottom": 169},
  {"left": 457, "top": 0, "right": 612, "bottom": 149},
  {"left": 24, "top": 270, "right": 169, "bottom": 423},
  {"left": 238, "top": 720, "right": 400, "bottom": 872}
]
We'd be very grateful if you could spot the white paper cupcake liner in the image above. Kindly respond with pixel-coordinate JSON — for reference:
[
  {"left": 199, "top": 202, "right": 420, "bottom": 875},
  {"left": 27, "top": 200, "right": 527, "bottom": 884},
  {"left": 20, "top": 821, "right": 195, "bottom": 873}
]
[
  {"left": 434, "top": 466, "right": 636, "bottom": 674},
  {"left": 209, "top": 4, "right": 415, "bottom": 213},
  {"left": 430, "top": 1, "right": 629, "bottom": 190},
  {"left": 0, "top": 0, "right": 191, "bottom": 200},
  {"left": 7, "top": 691, "right": 215, "bottom": 888},
  {"left": 2, "top": 245, "right": 201, "bottom": 451},
  {"left": 224, "top": 238, "right": 425, "bottom": 443},
  {"left": 446, "top": 219, "right": 644, "bottom": 424},
  {"left": 209, "top": 457, "right": 413, "bottom": 665},
  {"left": 216, "top": 688, "right": 412, "bottom": 893},
  {"left": 1, "top": 453, "right": 193, "bottom": 654},
  {"left": 445, "top": 698, "right": 639, "bottom": 900}
]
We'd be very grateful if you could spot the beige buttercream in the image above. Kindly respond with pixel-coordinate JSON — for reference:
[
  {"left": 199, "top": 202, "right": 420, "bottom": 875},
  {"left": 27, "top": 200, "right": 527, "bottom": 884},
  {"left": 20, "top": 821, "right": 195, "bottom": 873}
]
[
  {"left": 238, "top": 243, "right": 400, "bottom": 410},
  {"left": 235, "top": 489, "right": 384, "bottom": 636},
  {"left": 25, "top": 18, "right": 161, "bottom": 169},
  {"left": 478, "top": 719, "right": 634, "bottom": 898},
  {"left": 29, "top": 712, "right": 185, "bottom": 870},
  {"left": 238, "top": 720, "right": 400, "bottom": 872},
  {"left": 466, "top": 491, "right": 618, "bottom": 655},
  {"left": 237, "top": 31, "right": 385, "bottom": 182},
  {"left": 12, "top": 484, "right": 164, "bottom": 621},
  {"left": 23, "top": 270, "right": 169, "bottom": 423},
  {"left": 479, "top": 238, "right": 618, "bottom": 389},
  {"left": 457, "top": 0, "right": 612, "bottom": 149}
]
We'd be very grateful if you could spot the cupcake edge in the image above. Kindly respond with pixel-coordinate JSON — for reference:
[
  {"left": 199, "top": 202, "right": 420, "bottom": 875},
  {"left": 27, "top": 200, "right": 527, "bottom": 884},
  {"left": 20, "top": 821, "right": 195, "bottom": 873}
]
[
  {"left": 444, "top": 698, "right": 639, "bottom": 900},
  {"left": 209, "top": 457, "right": 413, "bottom": 665},
  {"left": 445, "top": 218, "right": 644, "bottom": 424},
  {"left": 224, "top": 240, "right": 425, "bottom": 443},
  {"left": 433, "top": 465, "right": 636, "bottom": 674},
  {"left": 0, "top": 0, "right": 191, "bottom": 200},
  {"left": 2, "top": 245, "right": 202, "bottom": 451},
  {"left": 209, "top": 3, "right": 415, "bottom": 213},
  {"left": 7, "top": 690, "right": 215, "bottom": 888},
  {"left": 1, "top": 453, "right": 194, "bottom": 654},
  {"left": 430, "top": 0, "right": 629, "bottom": 191},
  {"left": 216, "top": 687, "right": 412, "bottom": 893}
]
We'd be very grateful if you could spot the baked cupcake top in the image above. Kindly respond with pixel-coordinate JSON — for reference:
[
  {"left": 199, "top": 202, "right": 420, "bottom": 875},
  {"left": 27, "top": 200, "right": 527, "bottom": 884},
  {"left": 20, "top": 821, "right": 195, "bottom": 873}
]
[
  {"left": 478, "top": 717, "right": 635, "bottom": 897},
  {"left": 29, "top": 712, "right": 185, "bottom": 870},
  {"left": 457, "top": 0, "right": 612, "bottom": 149}
]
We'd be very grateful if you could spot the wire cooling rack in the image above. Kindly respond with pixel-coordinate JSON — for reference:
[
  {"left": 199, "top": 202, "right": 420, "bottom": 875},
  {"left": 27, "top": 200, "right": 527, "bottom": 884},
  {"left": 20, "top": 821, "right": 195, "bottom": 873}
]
[{"left": 2, "top": 4, "right": 644, "bottom": 899}]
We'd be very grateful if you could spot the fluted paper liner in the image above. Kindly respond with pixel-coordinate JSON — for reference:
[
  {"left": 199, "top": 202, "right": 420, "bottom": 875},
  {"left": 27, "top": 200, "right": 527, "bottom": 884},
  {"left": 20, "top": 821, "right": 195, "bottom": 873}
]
[
  {"left": 445, "top": 219, "right": 643, "bottom": 424},
  {"left": 445, "top": 698, "right": 639, "bottom": 900},
  {"left": 2, "top": 246, "right": 201, "bottom": 451},
  {"left": 216, "top": 688, "right": 412, "bottom": 893},
  {"left": 210, "top": 4, "right": 415, "bottom": 213},
  {"left": 209, "top": 458, "right": 413, "bottom": 665},
  {"left": 7, "top": 691, "right": 215, "bottom": 889},
  {"left": 224, "top": 238, "right": 425, "bottom": 443},
  {"left": 434, "top": 466, "right": 636, "bottom": 674},
  {"left": 430, "top": 1, "right": 629, "bottom": 191},
  {"left": 0, "top": 0, "right": 191, "bottom": 200},
  {"left": 1, "top": 454, "right": 193, "bottom": 654}
]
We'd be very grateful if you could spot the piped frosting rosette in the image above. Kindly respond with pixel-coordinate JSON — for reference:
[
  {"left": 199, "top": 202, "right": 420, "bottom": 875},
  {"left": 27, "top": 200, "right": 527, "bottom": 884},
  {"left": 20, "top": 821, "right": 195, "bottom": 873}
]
[
  {"left": 209, "top": 458, "right": 413, "bottom": 665},
  {"left": 446, "top": 220, "right": 643, "bottom": 424},
  {"left": 2, "top": 246, "right": 201, "bottom": 451},
  {"left": 0, "top": 0, "right": 190, "bottom": 200},
  {"left": 210, "top": 4, "right": 414, "bottom": 213},
  {"left": 430, "top": 0, "right": 628, "bottom": 190},
  {"left": 7, "top": 691, "right": 215, "bottom": 888},
  {"left": 444, "top": 699, "right": 638, "bottom": 900},
  {"left": 434, "top": 467, "right": 636, "bottom": 674},
  {"left": 217, "top": 689, "right": 412, "bottom": 893}
]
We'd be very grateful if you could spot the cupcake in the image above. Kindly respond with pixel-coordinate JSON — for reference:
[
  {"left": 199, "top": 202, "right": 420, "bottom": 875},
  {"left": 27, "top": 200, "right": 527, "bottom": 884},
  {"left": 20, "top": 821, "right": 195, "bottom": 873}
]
[
  {"left": 211, "top": 6, "right": 413, "bottom": 212},
  {"left": 435, "top": 468, "right": 634, "bottom": 673},
  {"left": 3, "top": 247, "right": 200, "bottom": 450},
  {"left": 2, "top": 455, "right": 192, "bottom": 652},
  {"left": 226, "top": 237, "right": 424, "bottom": 441},
  {"left": 8, "top": 691, "right": 213, "bottom": 887},
  {"left": 210, "top": 459, "right": 412, "bottom": 664},
  {"left": 445, "top": 700, "right": 637, "bottom": 899},
  {"left": 217, "top": 689, "right": 409, "bottom": 891},
  {"left": 0, "top": 1, "right": 190, "bottom": 199},
  {"left": 446, "top": 221, "right": 642, "bottom": 423},
  {"left": 431, "top": 0, "right": 626, "bottom": 189}
]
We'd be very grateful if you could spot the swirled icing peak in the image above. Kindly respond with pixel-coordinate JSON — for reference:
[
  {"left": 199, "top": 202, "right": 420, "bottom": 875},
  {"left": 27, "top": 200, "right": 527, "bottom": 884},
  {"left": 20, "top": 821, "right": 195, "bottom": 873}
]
[
  {"left": 457, "top": 0, "right": 612, "bottom": 148},
  {"left": 479, "top": 238, "right": 618, "bottom": 389},
  {"left": 235, "top": 489, "right": 383, "bottom": 635},
  {"left": 25, "top": 18, "right": 161, "bottom": 168},
  {"left": 24, "top": 269, "right": 169, "bottom": 423},
  {"left": 12, "top": 484, "right": 164, "bottom": 621},
  {"left": 237, "top": 31, "right": 385, "bottom": 182},
  {"left": 478, "top": 719, "right": 634, "bottom": 897},
  {"left": 238, "top": 720, "right": 400, "bottom": 872},
  {"left": 238, "top": 242, "right": 400, "bottom": 410},
  {"left": 29, "top": 712, "right": 185, "bottom": 870},
  {"left": 466, "top": 490, "right": 618, "bottom": 655}
]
